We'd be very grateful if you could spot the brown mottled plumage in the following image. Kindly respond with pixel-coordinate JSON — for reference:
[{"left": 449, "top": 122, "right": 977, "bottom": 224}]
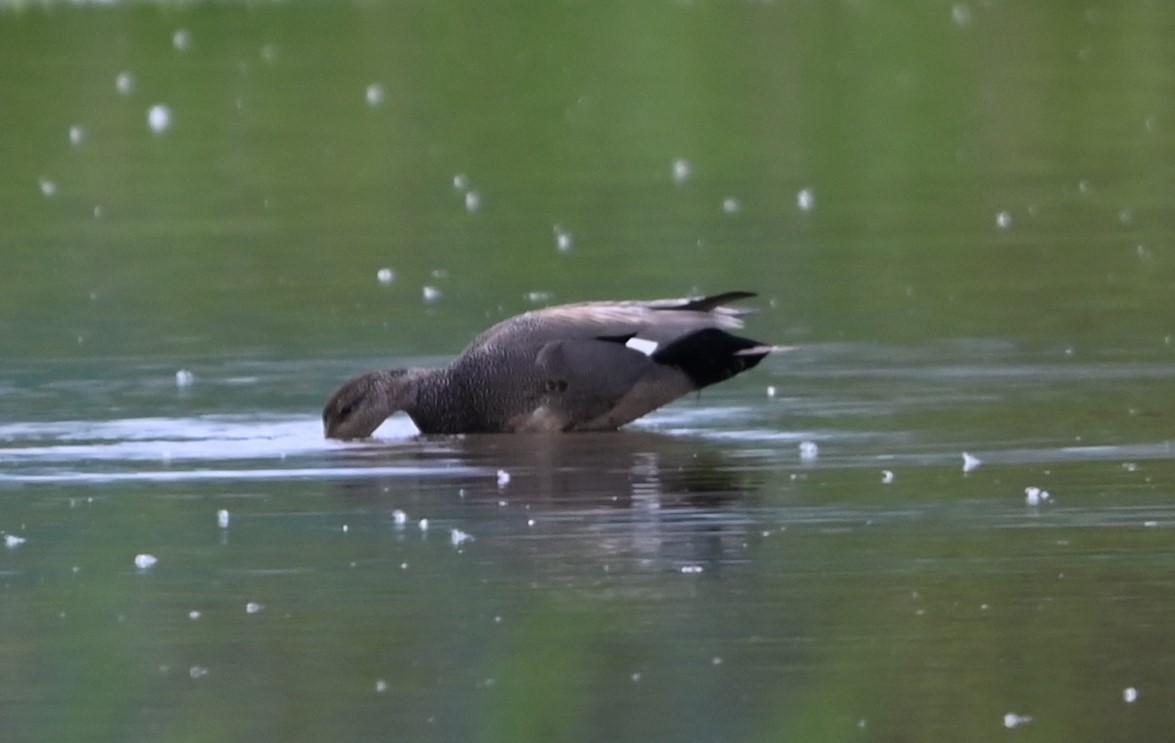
[{"left": 322, "top": 291, "right": 779, "bottom": 439}]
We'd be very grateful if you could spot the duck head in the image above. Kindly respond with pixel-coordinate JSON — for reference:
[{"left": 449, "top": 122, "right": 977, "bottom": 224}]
[{"left": 322, "top": 369, "right": 416, "bottom": 440}]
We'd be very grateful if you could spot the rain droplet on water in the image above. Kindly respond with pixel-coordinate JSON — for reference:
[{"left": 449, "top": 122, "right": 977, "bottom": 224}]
[
  {"left": 1003, "top": 712, "right": 1032, "bottom": 729},
  {"left": 116, "top": 70, "right": 136, "bottom": 95},
  {"left": 796, "top": 188, "right": 815, "bottom": 211},
  {"left": 799, "top": 441, "right": 819, "bottom": 461},
  {"left": 172, "top": 28, "right": 192, "bottom": 52},
  {"left": 147, "top": 104, "right": 172, "bottom": 134},
  {"left": 1024, "top": 486, "right": 1050, "bottom": 506},
  {"left": 554, "top": 226, "right": 573, "bottom": 252},
  {"left": 963, "top": 452, "right": 982, "bottom": 472},
  {"left": 365, "top": 83, "right": 385, "bottom": 107}
]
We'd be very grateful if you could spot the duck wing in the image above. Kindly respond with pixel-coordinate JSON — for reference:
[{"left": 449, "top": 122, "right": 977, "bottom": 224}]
[
  {"left": 473, "top": 291, "right": 759, "bottom": 353},
  {"left": 521, "top": 292, "right": 769, "bottom": 429}
]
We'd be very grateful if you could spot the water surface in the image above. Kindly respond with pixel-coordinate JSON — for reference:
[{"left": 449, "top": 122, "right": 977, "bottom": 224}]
[{"left": 3, "top": 0, "right": 1175, "bottom": 741}]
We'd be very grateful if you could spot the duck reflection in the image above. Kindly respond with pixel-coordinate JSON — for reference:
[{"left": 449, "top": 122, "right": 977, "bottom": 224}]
[
  {"left": 327, "top": 430, "right": 767, "bottom": 576},
  {"left": 328, "top": 431, "right": 761, "bottom": 510}
]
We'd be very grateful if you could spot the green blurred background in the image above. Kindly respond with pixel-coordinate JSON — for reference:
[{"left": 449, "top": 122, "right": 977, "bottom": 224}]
[{"left": 3, "top": 0, "right": 1172, "bottom": 364}]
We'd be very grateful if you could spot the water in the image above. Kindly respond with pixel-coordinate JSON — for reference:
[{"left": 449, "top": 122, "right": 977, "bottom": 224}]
[{"left": 4, "top": 0, "right": 1175, "bottom": 740}]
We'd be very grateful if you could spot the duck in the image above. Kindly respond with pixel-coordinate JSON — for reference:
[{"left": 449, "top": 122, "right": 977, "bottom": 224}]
[{"left": 322, "top": 291, "right": 780, "bottom": 439}]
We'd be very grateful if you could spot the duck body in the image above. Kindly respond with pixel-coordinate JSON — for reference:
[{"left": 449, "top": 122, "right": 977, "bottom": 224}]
[{"left": 323, "top": 291, "right": 778, "bottom": 439}]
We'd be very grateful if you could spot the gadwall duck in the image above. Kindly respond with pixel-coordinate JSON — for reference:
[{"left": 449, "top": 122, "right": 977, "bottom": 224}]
[{"left": 323, "top": 291, "right": 780, "bottom": 438}]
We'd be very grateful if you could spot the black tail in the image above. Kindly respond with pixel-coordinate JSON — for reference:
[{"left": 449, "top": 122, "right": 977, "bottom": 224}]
[{"left": 653, "top": 328, "right": 772, "bottom": 388}]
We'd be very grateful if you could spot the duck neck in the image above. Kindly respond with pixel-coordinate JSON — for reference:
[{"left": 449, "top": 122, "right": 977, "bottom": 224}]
[{"left": 401, "top": 365, "right": 483, "bottom": 434}]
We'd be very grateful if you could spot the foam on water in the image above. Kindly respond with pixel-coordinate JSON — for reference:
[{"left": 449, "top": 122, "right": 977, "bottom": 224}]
[{"left": 0, "top": 415, "right": 481, "bottom": 484}]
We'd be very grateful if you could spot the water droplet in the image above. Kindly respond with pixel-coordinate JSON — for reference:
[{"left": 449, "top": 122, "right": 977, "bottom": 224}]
[
  {"left": 134, "top": 553, "right": 158, "bottom": 569},
  {"left": 995, "top": 211, "right": 1012, "bottom": 229},
  {"left": 962, "top": 452, "right": 981, "bottom": 472},
  {"left": 69, "top": 125, "right": 86, "bottom": 146},
  {"left": 722, "top": 197, "right": 741, "bottom": 214},
  {"left": 147, "top": 104, "right": 172, "bottom": 134},
  {"left": 554, "top": 226, "right": 573, "bottom": 252},
  {"left": 464, "top": 190, "right": 481, "bottom": 212},
  {"left": 672, "top": 158, "right": 692, "bottom": 184},
  {"left": 376, "top": 267, "right": 395, "bottom": 284},
  {"left": 796, "top": 187, "right": 815, "bottom": 211},
  {"left": 172, "top": 28, "right": 192, "bottom": 52},
  {"left": 365, "top": 83, "right": 385, "bottom": 107},
  {"left": 116, "top": 70, "right": 136, "bottom": 95},
  {"left": 1003, "top": 713, "right": 1032, "bottom": 729},
  {"left": 1025, "top": 486, "right": 1042, "bottom": 506},
  {"left": 799, "top": 441, "right": 819, "bottom": 461},
  {"left": 951, "top": 3, "right": 972, "bottom": 26}
]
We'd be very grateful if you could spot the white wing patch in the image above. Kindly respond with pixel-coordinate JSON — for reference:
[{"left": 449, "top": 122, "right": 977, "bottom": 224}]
[{"left": 624, "top": 336, "right": 659, "bottom": 356}]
